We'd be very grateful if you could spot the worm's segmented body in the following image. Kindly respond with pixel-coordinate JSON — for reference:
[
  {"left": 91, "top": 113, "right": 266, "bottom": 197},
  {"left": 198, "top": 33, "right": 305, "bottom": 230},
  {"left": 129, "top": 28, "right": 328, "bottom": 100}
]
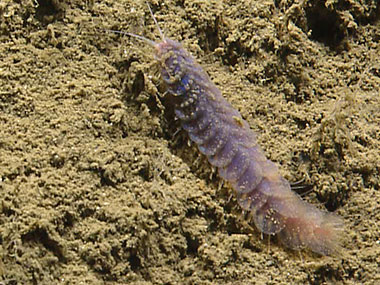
[
  {"left": 126, "top": 5, "right": 343, "bottom": 255},
  {"left": 154, "top": 38, "right": 342, "bottom": 255}
]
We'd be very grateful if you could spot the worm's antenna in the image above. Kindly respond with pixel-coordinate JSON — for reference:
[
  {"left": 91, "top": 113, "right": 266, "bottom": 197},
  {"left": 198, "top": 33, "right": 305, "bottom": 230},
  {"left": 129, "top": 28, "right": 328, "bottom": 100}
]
[
  {"left": 103, "top": 29, "right": 157, "bottom": 47},
  {"left": 146, "top": 2, "right": 165, "bottom": 41}
]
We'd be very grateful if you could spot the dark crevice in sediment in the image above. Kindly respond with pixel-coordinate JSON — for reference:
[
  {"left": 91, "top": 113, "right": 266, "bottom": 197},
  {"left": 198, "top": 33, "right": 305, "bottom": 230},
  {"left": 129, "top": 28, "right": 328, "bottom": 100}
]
[{"left": 21, "top": 226, "right": 66, "bottom": 262}]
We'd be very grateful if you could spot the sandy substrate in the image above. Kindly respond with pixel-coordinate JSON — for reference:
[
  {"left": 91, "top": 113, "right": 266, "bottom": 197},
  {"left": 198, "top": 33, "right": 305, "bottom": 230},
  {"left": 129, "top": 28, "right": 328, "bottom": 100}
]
[{"left": 0, "top": 0, "right": 379, "bottom": 284}]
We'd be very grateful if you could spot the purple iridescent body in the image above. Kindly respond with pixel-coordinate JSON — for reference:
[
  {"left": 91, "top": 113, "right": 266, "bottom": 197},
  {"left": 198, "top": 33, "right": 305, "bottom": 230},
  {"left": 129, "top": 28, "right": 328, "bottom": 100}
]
[{"left": 153, "top": 38, "right": 342, "bottom": 255}]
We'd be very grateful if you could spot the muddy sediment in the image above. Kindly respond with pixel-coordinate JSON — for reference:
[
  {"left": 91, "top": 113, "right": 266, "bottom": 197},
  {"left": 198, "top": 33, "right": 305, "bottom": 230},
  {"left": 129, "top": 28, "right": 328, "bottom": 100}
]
[{"left": 0, "top": 0, "right": 379, "bottom": 284}]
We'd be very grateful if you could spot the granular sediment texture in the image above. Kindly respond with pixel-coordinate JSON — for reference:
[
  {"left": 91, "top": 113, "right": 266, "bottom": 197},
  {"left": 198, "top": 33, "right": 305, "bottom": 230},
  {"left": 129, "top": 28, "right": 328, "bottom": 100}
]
[{"left": 0, "top": 0, "right": 379, "bottom": 284}]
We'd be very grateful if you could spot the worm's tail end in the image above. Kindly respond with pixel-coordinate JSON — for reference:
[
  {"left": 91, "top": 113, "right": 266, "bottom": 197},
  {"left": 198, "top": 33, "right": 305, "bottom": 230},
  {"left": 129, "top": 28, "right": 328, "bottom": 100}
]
[
  {"left": 239, "top": 175, "right": 344, "bottom": 255},
  {"left": 277, "top": 203, "right": 344, "bottom": 255}
]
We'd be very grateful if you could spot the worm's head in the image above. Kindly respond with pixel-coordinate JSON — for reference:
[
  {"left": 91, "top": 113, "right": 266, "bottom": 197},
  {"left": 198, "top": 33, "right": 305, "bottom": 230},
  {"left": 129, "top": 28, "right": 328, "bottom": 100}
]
[{"left": 154, "top": 38, "right": 195, "bottom": 88}]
